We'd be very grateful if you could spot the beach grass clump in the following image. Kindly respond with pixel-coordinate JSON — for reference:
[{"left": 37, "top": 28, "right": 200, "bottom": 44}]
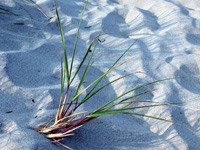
[{"left": 37, "top": 0, "right": 173, "bottom": 144}]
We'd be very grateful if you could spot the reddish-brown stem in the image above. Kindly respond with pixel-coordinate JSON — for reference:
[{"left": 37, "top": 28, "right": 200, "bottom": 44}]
[
  {"left": 59, "top": 116, "right": 87, "bottom": 133},
  {"left": 63, "top": 100, "right": 73, "bottom": 116}
]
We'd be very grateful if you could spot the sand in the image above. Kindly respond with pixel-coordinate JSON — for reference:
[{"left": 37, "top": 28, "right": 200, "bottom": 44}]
[{"left": 0, "top": 0, "right": 200, "bottom": 149}]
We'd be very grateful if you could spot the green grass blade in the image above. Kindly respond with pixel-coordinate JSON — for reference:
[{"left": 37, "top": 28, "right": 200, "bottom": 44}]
[
  {"left": 88, "top": 110, "right": 119, "bottom": 117},
  {"left": 72, "top": 42, "right": 135, "bottom": 101},
  {"left": 130, "top": 112, "right": 197, "bottom": 134},
  {"left": 61, "top": 57, "right": 65, "bottom": 94},
  {"left": 114, "top": 104, "right": 168, "bottom": 111},
  {"left": 79, "top": 74, "right": 131, "bottom": 106},
  {"left": 125, "top": 112, "right": 172, "bottom": 122},
  {"left": 70, "top": 34, "right": 104, "bottom": 102},
  {"left": 54, "top": 0, "right": 70, "bottom": 85},
  {"left": 76, "top": 42, "right": 136, "bottom": 102},
  {"left": 73, "top": 40, "right": 96, "bottom": 101},
  {"left": 69, "top": 40, "right": 95, "bottom": 85},
  {"left": 89, "top": 104, "right": 168, "bottom": 118},
  {"left": 130, "top": 100, "right": 182, "bottom": 106},
  {"left": 72, "top": 60, "right": 126, "bottom": 102},
  {"left": 69, "top": 0, "right": 89, "bottom": 78},
  {"left": 109, "top": 42, "right": 136, "bottom": 70},
  {"left": 97, "top": 91, "right": 152, "bottom": 112},
  {"left": 93, "top": 78, "right": 173, "bottom": 113}
]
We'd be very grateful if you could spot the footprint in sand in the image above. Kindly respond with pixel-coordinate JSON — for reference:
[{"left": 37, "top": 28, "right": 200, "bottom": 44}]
[
  {"left": 174, "top": 56, "right": 200, "bottom": 94},
  {"left": 56, "top": 0, "right": 82, "bottom": 17},
  {"left": 165, "top": 0, "right": 189, "bottom": 16},
  {"left": 165, "top": 56, "right": 174, "bottom": 63},
  {"left": 102, "top": 9, "right": 130, "bottom": 38},
  {"left": 101, "top": 7, "right": 160, "bottom": 37},
  {"left": 137, "top": 8, "right": 160, "bottom": 31},
  {"left": 186, "top": 33, "right": 200, "bottom": 45}
]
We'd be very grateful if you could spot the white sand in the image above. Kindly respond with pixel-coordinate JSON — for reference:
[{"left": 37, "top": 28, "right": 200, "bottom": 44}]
[{"left": 0, "top": 0, "right": 200, "bottom": 149}]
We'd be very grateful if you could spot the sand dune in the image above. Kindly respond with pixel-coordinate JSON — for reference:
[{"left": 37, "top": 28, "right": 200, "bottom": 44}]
[{"left": 0, "top": 0, "right": 200, "bottom": 149}]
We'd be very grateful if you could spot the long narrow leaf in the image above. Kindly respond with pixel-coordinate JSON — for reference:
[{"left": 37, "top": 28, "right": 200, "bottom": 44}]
[
  {"left": 54, "top": 0, "right": 70, "bottom": 85},
  {"left": 81, "top": 42, "right": 136, "bottom": 99},
  {"left": 125, "top": 112, "right": 172, "bottom": 122},
  {"left": 79, "top": 74, "right": 131, "bottom": 106},
  {"left": 98, "top": 91, "right": 152, "bottom": 112},
  {"left": 72, "top": 42, "right": 136, "bottom": 101},
  {"left": 72, "top": 60, "right": 127, "bottom": 101},
  {"left": 89, "top": 104, "right": 168, "bottom": 118},
  {"left": 61, "top": 57, "right": 65, "bottom": 94},
  {"left": 73, "top": 41, "right": 96, "bottom": 102},
  {"left": 69, "top": 0, "right": 89, "bottom": 78},
  {"left": 70, "top": 40, "right": 95, "bottom": 85},
  {"left": 93, "top": 78, "right": 173, "bottom": 113}
]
